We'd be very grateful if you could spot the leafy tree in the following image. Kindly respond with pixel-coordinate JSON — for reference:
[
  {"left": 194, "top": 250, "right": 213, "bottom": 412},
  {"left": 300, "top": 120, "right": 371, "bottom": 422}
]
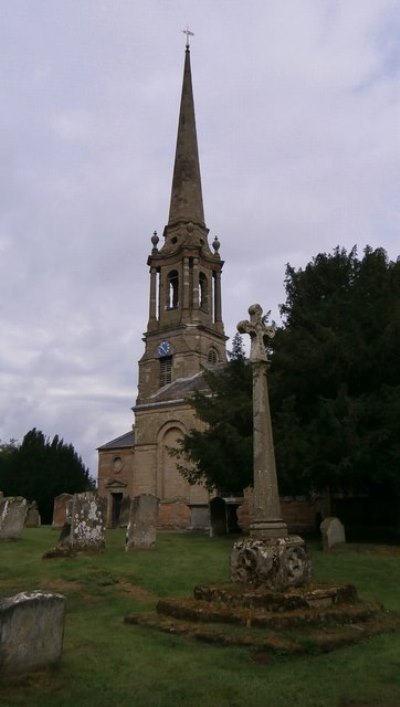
[
  {"left": 0, "top": 429, "right": 95, "bottom": 523},
  {"left": 171, "top": 333, "right": 253, "bottom": 493}
]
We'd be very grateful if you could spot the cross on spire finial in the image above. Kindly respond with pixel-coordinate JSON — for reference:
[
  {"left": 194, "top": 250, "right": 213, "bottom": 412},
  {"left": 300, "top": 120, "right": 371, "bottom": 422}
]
[
  {"left": 182, "top": 26, "right": 194, "bottom": 48},
  {"left": 237, "top": 304, "right": 276, "bottom": 362}
]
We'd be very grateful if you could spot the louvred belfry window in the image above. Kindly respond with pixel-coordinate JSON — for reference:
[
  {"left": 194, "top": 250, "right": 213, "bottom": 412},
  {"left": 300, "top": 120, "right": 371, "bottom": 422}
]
[{"left": 159, "top": 356, "right": 172, "bottom": 386}]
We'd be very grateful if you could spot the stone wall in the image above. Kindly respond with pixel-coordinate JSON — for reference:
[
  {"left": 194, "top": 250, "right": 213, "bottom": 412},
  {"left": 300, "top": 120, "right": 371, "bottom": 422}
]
[{"left": 236, "top": 489, "right": 320, "bottom": 535}]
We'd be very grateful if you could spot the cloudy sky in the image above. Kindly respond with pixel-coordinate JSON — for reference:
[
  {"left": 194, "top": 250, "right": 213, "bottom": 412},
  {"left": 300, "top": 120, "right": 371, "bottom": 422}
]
[{"left": 1, "top": 0, "right": 399, "bottom": 478}]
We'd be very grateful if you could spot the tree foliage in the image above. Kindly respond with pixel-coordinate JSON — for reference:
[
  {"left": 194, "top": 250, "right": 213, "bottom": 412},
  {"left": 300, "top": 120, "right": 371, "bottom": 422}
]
[
  {"left": 174, "top": 246, "right": 400, "bottom": 497},
  {"left": 0, "top": 428, "right": 94, "bottom": 523},
  {"left": 270, "top": 246, "right": 400, "bottom": 495},
  {"left": 171, "top": 333, "right": 253, "bottom": 493}
]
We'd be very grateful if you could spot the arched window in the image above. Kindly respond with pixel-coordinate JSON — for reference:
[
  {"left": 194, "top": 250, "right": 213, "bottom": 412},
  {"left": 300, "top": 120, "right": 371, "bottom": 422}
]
[
  {"left": 207, "top": 348, "right": 218, "bottom": 366},
  {"left": 167, "top": 270, "right": 179, "bottom": 308},
  {"left": 199, "top": 272, "right": 208, "bottom": 310}
]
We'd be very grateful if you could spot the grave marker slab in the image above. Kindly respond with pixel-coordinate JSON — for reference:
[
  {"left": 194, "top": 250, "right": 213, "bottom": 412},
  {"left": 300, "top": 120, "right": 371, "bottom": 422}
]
[
  {"left": 0, "top": 497, "right": 28, "bottom": 540},
  {"left": 52, "top": 493, "right": 73, "bottom": 529},
  {"left": 320, "top": 516, "right": 346, "bottom": 551},
  {"left": 69, "top": 493, "right": 107, "bottom": 552},
  {"left": 126, "top": 494, "right": 159, "bottom": 550},
  {"left": 0, "top": 591, "right": 65, "bottom": 677}
]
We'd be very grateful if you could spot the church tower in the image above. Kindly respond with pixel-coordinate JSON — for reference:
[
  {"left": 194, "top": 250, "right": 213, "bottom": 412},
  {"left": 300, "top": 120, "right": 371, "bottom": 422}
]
[
  {"left": 98, "top": 43, "right": 227, "bottom": 530},
  {"left": 137, "top": 43, "right": 226, "bottom": 402}
]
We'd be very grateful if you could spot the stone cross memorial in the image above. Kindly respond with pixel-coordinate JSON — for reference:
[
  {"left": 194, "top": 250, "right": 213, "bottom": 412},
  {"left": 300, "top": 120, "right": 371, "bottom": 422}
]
[{"left": 230, "top": 304, "right": 312, "bottom": 590}]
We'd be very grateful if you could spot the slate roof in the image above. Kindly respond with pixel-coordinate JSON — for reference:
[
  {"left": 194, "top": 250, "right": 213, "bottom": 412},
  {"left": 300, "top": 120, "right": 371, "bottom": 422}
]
[
  {"left": 135, "top": 365, "right": 227, "bottom": 409},
  {"left": 97, "top": 430, "right": 135, "bottom": 451}
]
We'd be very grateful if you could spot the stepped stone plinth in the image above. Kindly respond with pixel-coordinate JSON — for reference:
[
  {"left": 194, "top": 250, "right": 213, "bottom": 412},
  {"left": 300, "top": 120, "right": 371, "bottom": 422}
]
[{"left": 125, "top": 581, "right": 400, "bottom": 655}]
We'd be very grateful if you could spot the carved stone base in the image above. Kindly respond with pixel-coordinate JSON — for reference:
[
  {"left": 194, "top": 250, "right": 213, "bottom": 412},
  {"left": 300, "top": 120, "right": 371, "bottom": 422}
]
[{"left": 230, "top": 535, "right": 312, "bottom": 591}]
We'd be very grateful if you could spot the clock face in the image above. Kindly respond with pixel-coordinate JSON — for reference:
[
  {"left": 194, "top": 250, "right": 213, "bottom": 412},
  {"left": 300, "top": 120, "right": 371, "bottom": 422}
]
[{"left": 157, "top": 340, "right": 172, "bottom": 357}]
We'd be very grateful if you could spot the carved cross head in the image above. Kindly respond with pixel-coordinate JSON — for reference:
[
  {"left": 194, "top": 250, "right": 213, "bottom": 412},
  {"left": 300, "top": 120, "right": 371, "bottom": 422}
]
[{"left": 237, "top": 304, "right": 276, "bottom": 362}]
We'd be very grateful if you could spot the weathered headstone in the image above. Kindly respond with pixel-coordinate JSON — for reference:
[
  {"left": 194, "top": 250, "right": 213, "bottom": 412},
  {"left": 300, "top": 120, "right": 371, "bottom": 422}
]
[
  {"left": 25, "top": 501, "right": 41, "bottom": 528},
  {"left": 44, "top": 493, "right": 106, "bottom": 558},
  {"left": 68, "top": 493, "right": 107, "bottom": 552},
  {"left": 320, "top": 516, "right": 346, "bottom": 551},
  {"left": 52, "top": 493, "right": 73, "bottom": 529},
  {"left": 0, "top": 497, "right": 28, "bottom": 540},
  {"left": 0, "top": 591, "right": 65, "bottom": 677},
  {"left": 126, "top": 494, "right": 159, "bottom": 550},
  {"left": 230, "top": 304, "right": 312, "bottom": 590}
]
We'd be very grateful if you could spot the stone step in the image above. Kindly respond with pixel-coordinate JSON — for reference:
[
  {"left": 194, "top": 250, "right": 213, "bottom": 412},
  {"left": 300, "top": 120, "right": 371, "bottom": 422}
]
[
  {"left": 124, "top": 609, "right": 400, "bottom": 655},
  {"left": 193, "top": 582, "right": 358, "bottom": 611},
  {"left": 156, "top": 596, "right": 382, "bottom": 630}
]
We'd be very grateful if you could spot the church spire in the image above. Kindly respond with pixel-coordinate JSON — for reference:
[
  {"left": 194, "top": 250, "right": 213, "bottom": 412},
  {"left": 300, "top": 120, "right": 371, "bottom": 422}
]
[{"left": 167, "top": 44, "right": 205, "bottom": 228}]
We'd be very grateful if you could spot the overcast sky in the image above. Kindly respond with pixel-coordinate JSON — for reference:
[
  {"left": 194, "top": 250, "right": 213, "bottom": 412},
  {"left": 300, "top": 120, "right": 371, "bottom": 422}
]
[{"left": 1, "top": 0, "right": 399, "bottom": 478}]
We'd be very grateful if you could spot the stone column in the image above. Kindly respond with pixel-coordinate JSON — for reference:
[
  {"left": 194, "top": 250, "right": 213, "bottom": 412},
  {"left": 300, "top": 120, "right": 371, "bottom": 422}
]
[
  {"left": 181, "top": 256, "right": 190, "bottom": 322},
  {"left": 214, "top": 270, "right": 222, "bottom": 324},
  {"left": 251, "top": 359, "right": 287, "bottom": 538},
  {"left": 192, "top": 257, "right": 199, "bottom": 308},
  {"left": 148, "top": 267, "right": 158, "bottom": 324}
]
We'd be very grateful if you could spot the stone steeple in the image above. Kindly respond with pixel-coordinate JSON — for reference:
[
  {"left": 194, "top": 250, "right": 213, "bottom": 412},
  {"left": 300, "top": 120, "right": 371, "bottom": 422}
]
[
  {"left": 136, "top": 45, "right": 227, "bottom": 403},
  {"left": 167, "top": 44, "right": 205, "bottom": 229}
]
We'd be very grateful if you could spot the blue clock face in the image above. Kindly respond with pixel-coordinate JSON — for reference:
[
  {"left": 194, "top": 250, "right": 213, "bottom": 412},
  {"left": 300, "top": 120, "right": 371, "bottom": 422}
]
[{"left": 157, "top": 340, "right": 172, "bottom": 357}]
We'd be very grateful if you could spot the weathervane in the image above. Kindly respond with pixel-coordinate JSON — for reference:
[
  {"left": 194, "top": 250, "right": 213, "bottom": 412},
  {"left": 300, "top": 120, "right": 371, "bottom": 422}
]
[{"left": 182, "top": 26, "right": 194, "bottom": 48}]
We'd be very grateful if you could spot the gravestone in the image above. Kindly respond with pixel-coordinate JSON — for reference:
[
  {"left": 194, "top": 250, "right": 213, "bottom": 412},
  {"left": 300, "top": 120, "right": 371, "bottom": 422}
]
[
  {"left": 52, "top": 493, "right": 73, "bottom": 529},
  {"left": 230, "top": 304, "right": 312, "bottom": 589},
  {"left": 68, "top": 492, "right": 107, "bottom": 552},
  {"left": 126, "top": 494, "right": 159, "bottom": 550},
  {"left": 25, "top": 501, "right": 41, "bottom": 528},
  {"left": 0, "top": 497, "right": 28, "bottom": 540},
  {"left": 44, "top": 493, "right": 106, "bottom": 557},
  {"left": 320, "top": 516, "right": 346, "bottom": 551},
  {"left": 0, "top": 591, "right": 65, "bottom": 677}
]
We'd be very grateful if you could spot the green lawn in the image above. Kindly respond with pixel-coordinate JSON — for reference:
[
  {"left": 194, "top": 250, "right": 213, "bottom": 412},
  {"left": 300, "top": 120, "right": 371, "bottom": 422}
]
[{"left": 1, "top": 528, "right": 400, "bottom": 707}]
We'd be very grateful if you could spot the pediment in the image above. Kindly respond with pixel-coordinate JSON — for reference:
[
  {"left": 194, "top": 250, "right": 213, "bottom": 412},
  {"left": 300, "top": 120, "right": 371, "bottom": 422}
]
[{"left": 105, "top": 479, "right": 128, "bottom": 489}]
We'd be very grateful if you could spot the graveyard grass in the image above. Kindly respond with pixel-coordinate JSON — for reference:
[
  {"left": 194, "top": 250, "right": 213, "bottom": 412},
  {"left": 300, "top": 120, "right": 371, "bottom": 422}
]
[{"left": 1, "top": 530, "right": 400, "bottom": 706}]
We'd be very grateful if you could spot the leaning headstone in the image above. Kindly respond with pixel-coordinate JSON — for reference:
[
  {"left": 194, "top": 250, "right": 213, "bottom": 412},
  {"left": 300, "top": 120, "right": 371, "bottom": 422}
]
[
  {"left": 0, "top": 591, "right": 65, "bottom": 677},
  {"left": 126, "top": 494, "right": 159, "bottom": 550},
  {"left": 52, "top": 493, "right": 73, "bottom": 529},
  {"left": 0, "top": 491, "right": 3, "bottom": 501},
  {"left": 0, "top": 497, "right": 28, "bottom": 540},
  {"left": 25, "top": 501, "right": 41, "bottom": 528},
  {"left": 320, "top": 517, "right": 346, "bottom": 551}
]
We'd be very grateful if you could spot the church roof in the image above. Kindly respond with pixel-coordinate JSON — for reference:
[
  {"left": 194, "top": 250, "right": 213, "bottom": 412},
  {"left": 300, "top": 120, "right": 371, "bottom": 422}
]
[
  {"left": 167, "top": 45, "right": 205, "bottom": 228},
  {"left": 135, "top": 365, "right": 226, "bottom": 409},
  {"left": 97, "top": 430, "right": 135, "bottom": 451}
]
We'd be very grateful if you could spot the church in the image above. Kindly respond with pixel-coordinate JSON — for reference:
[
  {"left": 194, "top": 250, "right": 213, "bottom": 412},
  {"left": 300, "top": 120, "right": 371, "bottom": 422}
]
[{"left": 97, "top": 42, "right": 228, "bottom": 530}]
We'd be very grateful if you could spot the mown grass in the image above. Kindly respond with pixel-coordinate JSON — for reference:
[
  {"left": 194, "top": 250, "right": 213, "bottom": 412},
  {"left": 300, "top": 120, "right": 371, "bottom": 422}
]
[{"left": 1, "top": 529, "right": 400, "bottom": 707}]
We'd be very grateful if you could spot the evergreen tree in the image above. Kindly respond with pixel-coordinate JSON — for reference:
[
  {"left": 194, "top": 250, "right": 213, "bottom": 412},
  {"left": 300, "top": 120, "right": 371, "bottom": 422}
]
[
  {"left": 0, "top": 429, "right": 94, "bottom": 523},
  {"left": 173, "top": 246, "right": 400, "bottom": 499},
  {"left": 270, "top": 246, "right": 400, "bottom": 495}
]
